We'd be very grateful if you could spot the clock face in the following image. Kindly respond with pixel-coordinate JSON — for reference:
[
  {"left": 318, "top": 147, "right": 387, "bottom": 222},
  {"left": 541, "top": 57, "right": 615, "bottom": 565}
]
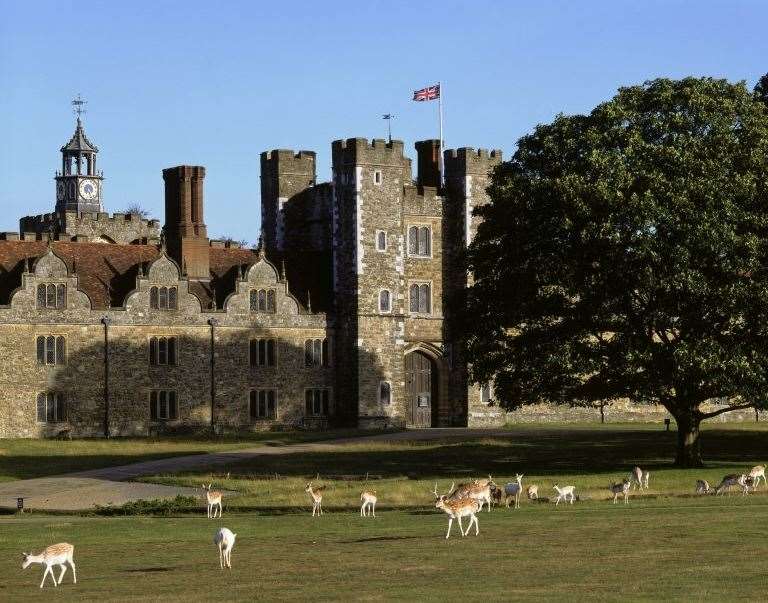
[
  {"left": 56, "top": 181, "right": 65, "bottom": 201},
  {"left": 79, "top": 179, "right": 98, "bottom": 200}
]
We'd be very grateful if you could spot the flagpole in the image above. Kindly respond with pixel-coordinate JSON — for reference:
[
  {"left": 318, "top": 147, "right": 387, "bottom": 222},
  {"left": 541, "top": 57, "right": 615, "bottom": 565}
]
[{"left": 438, "top": 81, "right": 444, "bottom": 187}]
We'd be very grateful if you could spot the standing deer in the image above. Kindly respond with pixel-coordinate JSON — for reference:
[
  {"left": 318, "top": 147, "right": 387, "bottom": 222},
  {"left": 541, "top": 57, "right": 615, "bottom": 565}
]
[
  {"left": 749, "top": 465, "right": 766, "bottom": 489},
  {"left": 21, "top": 543, "right": 76, "bottom": 589},
  {"left": 305, "top": 482, "right": 326, "bottom": 516},
  {"left": 360, "top": 490, "right": 377, "bottom": 517},
  {"left": 468, "top": 476, "right": 496, "bottom": 512},
  {"left": 504, "top": 474, "right": 525, "bottom": 509},
  {"left": 433, "top": 483, "right": 480, "bottom": 539},
  {"left": 553, "top": 484, "right": 576, "bottom": 505},
  {"left": 715, "top": 474, "right": 750, "bottom": 496},
  {"left": 630, "top": 467, "right": 650, "bottom": 490},
  {"left": 609, "top": 478, "right": 631, "bottom": 504},
  {"left": 695, "top": 479, "right": 711, "bottom": 494},
  {"left": 204, "top": 483, "right": 223, "bottom": 518},
  {"left": 213, "top": 528, "right": 236, "bottom": 570}
]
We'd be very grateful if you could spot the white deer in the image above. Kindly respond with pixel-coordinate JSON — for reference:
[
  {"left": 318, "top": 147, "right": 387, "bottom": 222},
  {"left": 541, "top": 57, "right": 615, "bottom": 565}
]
[
  {"left": 213, "top": 528, "right": 236, "bottom": 570},
  {"left": 749, "top": 465, "right": 766, "bottom": 489},
  {"left": 504, "top": 474, "right": 525, "bottom": 509},
  {"left": 305, "top": 482, "right": 326, "bottom": 516},
  {"left": 204, "top": 483, "right": 223, "bottom": 518},
  {"left": 695, "top": 479, "right": 711, "bottom": 494},
  {"left": 630, "top": 467, "right": 650, "bottom": 490},
  {"left": 21, "top": 543, "right": 76, "bottom": 589},
  {"left": 715, "top": 473, "right": 750, "bottom": 496},
  {"left": 433, "top": 483, "right": 480, "bottom": 539},
  {"left": 609, "top": 478, "right": 631, "bottom": 504},
  {"left": 553, "top": 484, "right": 576, "bottom": 505},
  {"left": 360, "top": 490, "right": 377, "bottom": 517}
]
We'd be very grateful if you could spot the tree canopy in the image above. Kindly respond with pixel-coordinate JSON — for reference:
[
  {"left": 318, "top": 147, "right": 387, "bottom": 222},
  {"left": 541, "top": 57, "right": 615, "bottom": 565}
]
[{"left": 464, "top": 77, "right": 768, "bottom": 466}]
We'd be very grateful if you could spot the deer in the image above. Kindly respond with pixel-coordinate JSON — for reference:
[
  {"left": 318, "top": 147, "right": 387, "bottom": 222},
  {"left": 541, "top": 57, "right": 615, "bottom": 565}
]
[
  {"left": 213, "top": 528, "right": 236, "bottom": 570},
  {"left": 715, "top": 474, "right": 750, "bottom": 496},
  {"left": 696, "top": 479, "right": 711, "bottom": 494},
  {"left": 490, "top": 483, "right": 503, "bottom": 507},
  {"left": 204, "top": 483, "right": 223, "bottom": 518},
  {"left": 609, "top": 478, "right": 631, "bottom": 504},
  {"left": 360, "top": 490, "right": 377, "bottom": 517},
  {"left": 553, "top": 484, "right": 576, "bottom": 505},
  {"left": 305, "top": 482, "right": 326, "bottom": 516},
  {"left": 630, "top": 467, "right": 650, "bottom": 490},
  {"left": 433, "top": 483, "right": 480, "bottom": 539},
  {"left": 504, "top": 474, "right": 525, "bottom": 509},
  {"left": 21, "top": 543, "right": 76, "bottom": 589},
  {"left": 749, "top": 465, "right": 766, "bottom": 489},
  {"left": 527, "top": 485, "right": 539, "bottom": 500},
  {"left": 467, "top": 476, "right": 496, "bottom": 512}
]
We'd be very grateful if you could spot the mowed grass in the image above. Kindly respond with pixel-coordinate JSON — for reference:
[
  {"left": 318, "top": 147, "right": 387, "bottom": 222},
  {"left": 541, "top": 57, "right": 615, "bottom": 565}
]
[
  {"left": 0, "top": 429, "right": 373, "bottom": 482},
  {"left": 3, "top": 499, "right": 768, "bottom": 602},
  {"left": 143, "top": 423, "right": 768, "bottom": 510}
]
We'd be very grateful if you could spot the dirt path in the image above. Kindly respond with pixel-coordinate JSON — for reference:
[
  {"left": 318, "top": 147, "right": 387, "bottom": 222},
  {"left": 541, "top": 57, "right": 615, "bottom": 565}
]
[{"left": 0, "top": 428, "right": 506, "bottom": 511}]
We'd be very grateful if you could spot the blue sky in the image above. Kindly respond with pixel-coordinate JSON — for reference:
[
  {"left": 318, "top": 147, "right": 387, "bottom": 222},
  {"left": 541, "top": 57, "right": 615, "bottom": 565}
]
[{"left": 1, "top": 0, "right": 766, "bottom": 242}]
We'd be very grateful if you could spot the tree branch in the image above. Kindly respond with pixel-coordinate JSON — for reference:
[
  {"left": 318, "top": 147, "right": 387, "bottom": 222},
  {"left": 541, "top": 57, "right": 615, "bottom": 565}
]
[{"left": 701, "top": 401, "right": 755, "bottom": 419}]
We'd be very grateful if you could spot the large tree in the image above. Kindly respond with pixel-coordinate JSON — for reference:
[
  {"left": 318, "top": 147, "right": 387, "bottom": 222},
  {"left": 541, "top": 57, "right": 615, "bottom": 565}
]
[{"left": 464, "top": 77, "right": 768, "bottom": 467}]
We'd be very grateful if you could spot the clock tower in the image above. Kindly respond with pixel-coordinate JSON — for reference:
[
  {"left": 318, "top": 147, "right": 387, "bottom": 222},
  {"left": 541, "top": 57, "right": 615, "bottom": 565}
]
[{"left": 55, "top": 97, "right": 104, "bottom": 214}]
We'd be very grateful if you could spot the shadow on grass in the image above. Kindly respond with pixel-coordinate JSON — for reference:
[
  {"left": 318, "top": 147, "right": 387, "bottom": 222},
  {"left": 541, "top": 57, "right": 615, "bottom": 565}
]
[
  {"left": 123, "top": 567, "right": 172, "bottom": 573},
  {"left": 341, "top": 536, "right": 419, "bottom": 544}
]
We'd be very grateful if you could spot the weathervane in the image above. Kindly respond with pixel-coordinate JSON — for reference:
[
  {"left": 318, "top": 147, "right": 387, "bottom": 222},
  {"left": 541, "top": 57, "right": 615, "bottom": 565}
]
[{"left": 72, "top": 94, "right": 87, "bottom": 120}]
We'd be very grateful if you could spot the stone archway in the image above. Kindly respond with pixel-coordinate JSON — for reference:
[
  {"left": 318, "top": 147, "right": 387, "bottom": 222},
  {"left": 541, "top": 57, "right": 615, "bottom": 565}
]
[{"left": 404, "top": 343, "right": 451, "bottom": 427}]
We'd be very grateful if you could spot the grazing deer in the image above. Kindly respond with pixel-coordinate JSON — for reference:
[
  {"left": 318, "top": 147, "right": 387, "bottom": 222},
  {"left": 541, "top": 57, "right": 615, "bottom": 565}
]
[
  {"left": 630, "top": 467, "right": 650, "bottom": 490},
  {"left": 213, "top": 528, "right": 236, "bottom": 570},
  {"left": 433, "top": 483, "right": 480, "bottom": 539},
  {"left": 715, "top": 474, "right": 750, "bottom": 496},
  {"left": 695, "top": 479, "right": 711, "bottom": 494},
  {"left": 305, "top": 482, "right": 326, "bottom": 516},
  {"left": 204, "top": 483, "right": 223, "bottom": 518},
  {"left": 527, "top": 485, "right": 539, "bottom": 500},
  {"left": 609, "top": 478, "right": 631, "bottom": 504},
  {"left": 553, "top": 484, "right": 576, "bottom": 505},
  {"left": 504, "top": 474, "right": 525, "bottom": 509},
  {"left": 360, "top": 490, "right": 377, "bottom": 517},
  {"left": 21, "top": 543, "right": 76, "bottom": 589},
  {"left": 749, "top": 465, "right": 766, "bottom": 489}
]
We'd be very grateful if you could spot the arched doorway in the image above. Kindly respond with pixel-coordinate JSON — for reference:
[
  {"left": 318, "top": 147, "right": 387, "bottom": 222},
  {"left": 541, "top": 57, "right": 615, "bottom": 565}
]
[{"left": 405, "top": 351, "right": 436, "bottom": 427}]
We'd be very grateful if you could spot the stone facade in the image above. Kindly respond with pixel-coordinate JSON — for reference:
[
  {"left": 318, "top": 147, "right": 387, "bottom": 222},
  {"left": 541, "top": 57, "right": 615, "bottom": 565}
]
[{"left": 0, "top": 118, "right": 506, "bottom": 438}]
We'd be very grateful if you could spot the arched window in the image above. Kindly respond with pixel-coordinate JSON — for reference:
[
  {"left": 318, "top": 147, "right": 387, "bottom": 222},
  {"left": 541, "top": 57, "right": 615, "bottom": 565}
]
[
  {"left": 408, "top": 225, "right": 432, "bottom": 257},
  {"left": 150, "top": 286, "right": 159, "bottom": 309},
  {"left": 150, "top": 286, "right": 177, "bottom": 310},
  {"left": 36, "top": 392, "right": 66, "bottom": 423},
  {"left": 37, "top": 283, "right": 66, "bottom": 309},
  {"left": 267, "top": 289, "right": 276, "bottom": 313},
  {"left": 409, "top": 283, "right": 431, "bottom": 314},
  {"left": 379, "top": 381, "right": 391, "bottom": 406},
  {"left": 149, "top": 390, "right": 178, "bottom": 421},
  {"left": 379, "top": 289, "right": 391, "bottom": 313},
  {"left": 376, "top": 230, "right": 387, "bottom": 251},
  {"left": 305, "top": 338, "right": 329, "bottom": 367},
  {"left": 250, "top": 289, "right": 277, "bottom": 313}
]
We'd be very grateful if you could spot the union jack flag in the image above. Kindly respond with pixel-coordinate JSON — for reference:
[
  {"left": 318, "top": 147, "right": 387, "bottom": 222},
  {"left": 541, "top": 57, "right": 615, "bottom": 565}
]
[{"left": 413, "top": 84, "right": 440, "bottom": 101}]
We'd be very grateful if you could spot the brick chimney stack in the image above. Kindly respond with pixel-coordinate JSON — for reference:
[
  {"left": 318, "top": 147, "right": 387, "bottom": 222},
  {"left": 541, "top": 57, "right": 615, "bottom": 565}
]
[
  {"left": 162, "top": 165, "right": 210, "bottom": 279},
  {"left": 415, "top": 140, "right": 441, "bottom": 188}
]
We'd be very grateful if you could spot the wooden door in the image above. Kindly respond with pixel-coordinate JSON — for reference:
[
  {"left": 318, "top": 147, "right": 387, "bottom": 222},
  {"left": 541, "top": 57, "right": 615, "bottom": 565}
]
[{"left": 405, "top": 351, "right": 433, "bottom": 428}]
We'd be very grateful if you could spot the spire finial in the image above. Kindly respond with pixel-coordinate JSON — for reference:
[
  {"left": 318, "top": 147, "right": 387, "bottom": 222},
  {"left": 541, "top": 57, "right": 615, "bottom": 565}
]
[
  {"left": 280, "top": 259, "right": 286, "bottom": 281},
  {"left": 307, "top": 290, "right": 312, "bottom": 313},
  {"left": 72, "top": 94, "right": 87, "bottom": 122},
  {"left": 257, "top": 229, "right": 265, "bottom": 258}
]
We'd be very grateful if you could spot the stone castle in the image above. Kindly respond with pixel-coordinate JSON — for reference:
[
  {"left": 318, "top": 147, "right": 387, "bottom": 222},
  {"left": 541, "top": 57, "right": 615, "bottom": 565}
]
[{"left": 0, "top": 116, "right": 505, "bottom": 438}]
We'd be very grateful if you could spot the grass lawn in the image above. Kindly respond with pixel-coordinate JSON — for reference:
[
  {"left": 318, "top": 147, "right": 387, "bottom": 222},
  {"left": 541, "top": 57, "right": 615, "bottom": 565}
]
[
  {"left": 0, "top": 429, "right": 375, "bottom": 482},
  {"left": 3, "top": 499, "right": 768, "bottom": 601},
  {"left": 143, "top": 423, "right": 768, "bottom": 510}
]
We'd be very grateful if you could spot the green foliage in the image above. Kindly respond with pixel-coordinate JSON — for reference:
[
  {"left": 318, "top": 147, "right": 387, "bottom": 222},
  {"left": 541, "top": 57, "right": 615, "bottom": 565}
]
[
  {"left": 465, "top": 77, "right": 768, "bottom": 464},
  {"left": 755, "top": 72, "right": 768, "bottom": 107},
  {"left": 92, "top": 495, "right": 198, "bottom": 516}
]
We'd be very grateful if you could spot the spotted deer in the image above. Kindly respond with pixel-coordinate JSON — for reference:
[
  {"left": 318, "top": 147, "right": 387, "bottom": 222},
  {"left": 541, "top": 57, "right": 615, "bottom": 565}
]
[
  {"left": 305, "top": 482, "right": 326, "bottom": 516},
  {"left": 504, "top": 474, "right": 525, "bottom": 509},
  {"left": 360, "top": 490, "right": 377, "bottom": 517},
  {"left": 21, "top": 543, "right": 76, "bottom": 589},
  {"left": 433, "top": 483, "right": 480, "bottom": 539},
  {"left": 715, "top": 474, "right": 750, "bottom": 496},
  {"left": 468, "top": 476, "right": 497, "bottom": 512},
  {"left": 213, "top": 528, "right": 236, "bottom": 570},
  {"left": 749, "top": 465, "right": 766, "bottom": 489},
  {"left": 204, "top": 483, "right": 223, "bottom": 518},
  {"left": 609, "top": 478, "right": 631, "bottom": 504}
]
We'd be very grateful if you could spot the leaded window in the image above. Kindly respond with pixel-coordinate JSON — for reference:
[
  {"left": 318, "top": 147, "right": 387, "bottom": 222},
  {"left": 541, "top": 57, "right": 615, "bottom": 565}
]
[
  {"left": 408, "top": 225, "right": 431, "bottom": 257},
  {"left": 149, "top": 337, "right": 178, "bottom": 366},
  {"left": 249, "top": 389, "right": 277, "bottom": 420},
  {"left": 149, "top": 390, "right": 178, "bottom": 421},
  {"left": 249, "top": 338, "right": 277, "bottom": 367},
  {"left": 379, "top": 290, "right": 391, "bottom": 313},
  {"left": 305, "top": 388, "right": 330, "bottom": 417},
  {"left": 149, "top": 286, "right": 178, "bottom": 310},
  {"left": 250, "top": 289, "right": 277, "bottom": 313},
  {"left": 409, "top": 283, "right": 431, "bottom": 314},
  {"left": 36, "top": 335, "right": 66, "bottom": 365},
  {"left": 304, "top": 338, "right": 329, "bottom": 367},
  {"left": 36, "top": 283, "right": 66, "bottom": 309},
  {"left": 36, "top": 392, "right": 66, "bottom": 423}
]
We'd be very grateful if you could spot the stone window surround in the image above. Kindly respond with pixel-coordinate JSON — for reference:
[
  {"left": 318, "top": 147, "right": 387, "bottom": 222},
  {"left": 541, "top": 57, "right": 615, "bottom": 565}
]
[
  {"left": 305, "top": 387, "right": 331, "bottom": 417},
  {"left": 149, "top": 336, "right": 178, "bottom": 366},
  {"left": 408, "top": 280, "right": 433, "bottom": 315},
  {"left": 150, "top": 286, "right": 178, "bottom": 311},
  {"left": 373, "top": 169, "right": 383, "bottom": 186},
  {"left": 149, "top": 390, "right": 178, "bottom": 421},
  {"left": 379, "top": 381, "right": 392, "bottom": 406},
  {"left": 36, "top": 335, "right": 66, "bottom": 366},
  {"left": 37, "top": 283, "right": 67, "bottom": 309},
  {"left": 407, "top": 224, "right": 433, "bottom": 258},
  {"left": 375, "top": 229, "right": 387, "bottom": 252},
  {"left": 249, "top": 338, "right": 278, "bottom": 368},
  {"left": 249, "top": 288, "right": 277, "bottom": 313},
  {"left": 249, "top": 388, "right": 278, "bottom": 421},
  {"left": 304, "top": 338, "right": 330, "bottom": 367},
  {"left": 36, "top": 392, "right": 66, "bottom": 423},
  {"left": 378, "top": 288, "right": 392, "bottom": 314}
]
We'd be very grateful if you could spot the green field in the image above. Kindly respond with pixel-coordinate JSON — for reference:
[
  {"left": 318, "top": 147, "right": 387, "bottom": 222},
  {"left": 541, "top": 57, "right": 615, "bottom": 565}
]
[{"left": 4, "top": 423, "right": 768, "bottom": 601}]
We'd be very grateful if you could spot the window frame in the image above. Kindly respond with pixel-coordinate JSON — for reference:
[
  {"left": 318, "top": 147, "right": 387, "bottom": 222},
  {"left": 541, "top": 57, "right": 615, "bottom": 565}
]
[
  {"left": 36, "top": 335, "right": 66, "bottom": 365},
  {"left": 379, "top": 381, "right": 392, "bottom": 406},
  {"left": 36, "top": 283, "right": 67, "bottom": 309},
  {"left": 304, "top": 388, "right": 331, "bottom": 417},
  {"left": 304, "top": 338, "right": 330, "bottom": 367},
  {"left": 36, "top": 392, "right": 66, "bottom": 423},
  {"left": 149, "top": 336, "right": 178, "bottom": 366},
  {"left": 373, "top": 170, "right": 382, "bottom": 186},
  {"left": 375, "top": 230, "right": 387, "bottom": 252},
  {"left": 407, "top": 224, "right": 433, "bottom": 258},
  {"left": 378, "top": 289, "right": 392, "bottom": 314},
  {"left": 250, "top": 289, "right": 277, "bottom": 313},
  {"left": 408, "top": 281, "right": 433, "bottom": 315},
  {"left": 480, "top": 383, "right": 493, "bottom": 405},
  {"left": 249, "top": 338, "right": 278, "bottom": 368},
  {"left": 249, "top": 388, "right": 278, "bottom": 421},
  {"left": 149, "top": 390, "right": 179, "bottom": 421},
  {"left": 149, "top": 286, "right": 178, "bottom": 311}
]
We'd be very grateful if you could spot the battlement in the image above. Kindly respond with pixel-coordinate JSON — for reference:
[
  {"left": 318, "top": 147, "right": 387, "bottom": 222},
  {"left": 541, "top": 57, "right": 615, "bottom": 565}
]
[
  {"left": 209, "top": 239, "right": 246, "bottom": 249},
  {"left": 444, "top": 147, "right": 503, "bottom": 176},
  {"left": 331, "top": 137, "right": 407, "bottom": 167},
  {"left": 260, "top": 149, "right": 316, "bottom": 178},
  {"left": 19, "top": 210, "right": 162, "bottom": 245}
]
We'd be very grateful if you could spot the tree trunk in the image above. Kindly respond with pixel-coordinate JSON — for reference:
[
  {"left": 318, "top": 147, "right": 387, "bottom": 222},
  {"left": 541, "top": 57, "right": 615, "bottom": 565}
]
[
  {"left": 672, "top": 409, "right": 703, "bottom": 467},
  {"left": 599, "top": 404, "right": 605, "bottom": 424}
]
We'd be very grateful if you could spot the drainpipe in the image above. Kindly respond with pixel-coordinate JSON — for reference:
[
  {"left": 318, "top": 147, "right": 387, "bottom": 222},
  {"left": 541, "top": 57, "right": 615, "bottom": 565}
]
[
  {"left": 101, "top": 316, "right": 111, "bottom": 438},
  {"left": 208, "top": 318, "right": 218, "bottom": 431}
]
